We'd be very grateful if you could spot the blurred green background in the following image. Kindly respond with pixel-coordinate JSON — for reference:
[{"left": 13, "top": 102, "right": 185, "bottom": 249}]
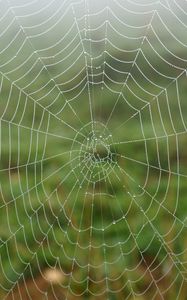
[{"left": 0, "top": 0, "right": 187, "bottom": 299}]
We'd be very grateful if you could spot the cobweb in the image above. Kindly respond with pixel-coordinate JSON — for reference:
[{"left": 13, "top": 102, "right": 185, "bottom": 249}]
[{"left": 0, "top": 0, "right": 187, "bottom": 299}]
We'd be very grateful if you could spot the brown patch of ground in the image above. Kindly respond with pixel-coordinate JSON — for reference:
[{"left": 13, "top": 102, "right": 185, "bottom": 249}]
[{"left": 5, "top": 269, "right": 75, "bottom": 300}]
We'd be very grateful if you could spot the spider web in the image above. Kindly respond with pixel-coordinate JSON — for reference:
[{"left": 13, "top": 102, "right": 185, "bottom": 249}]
[{"left": 0, "top": 0, "right": 187, "bottom": 299}]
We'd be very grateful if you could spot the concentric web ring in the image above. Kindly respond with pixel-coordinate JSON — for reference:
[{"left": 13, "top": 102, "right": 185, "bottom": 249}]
[
  {"left": 70, "top": 121, "right": 116, "bottom": 184},
  {"left": 0, "top": 0, "right": 187, "bottom": 299}
]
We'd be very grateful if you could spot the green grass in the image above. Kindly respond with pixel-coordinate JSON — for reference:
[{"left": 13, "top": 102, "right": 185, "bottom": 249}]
[{"left": 0, "top": 38, "right": 187, "bottom": 299}]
